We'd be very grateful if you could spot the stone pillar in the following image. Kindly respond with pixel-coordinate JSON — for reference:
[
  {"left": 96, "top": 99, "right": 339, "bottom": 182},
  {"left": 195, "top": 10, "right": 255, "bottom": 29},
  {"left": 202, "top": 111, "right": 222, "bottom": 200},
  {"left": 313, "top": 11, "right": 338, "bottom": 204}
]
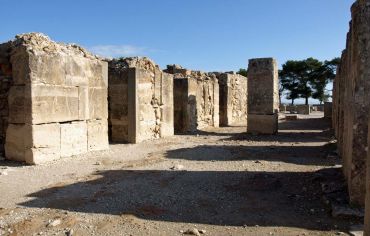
[
  {"left": 247, "top": 58, "right": 279, "bottom": 134},
  {"left": 218, "top": 73, "right": 248, "bottom": 127},
  {"left": 108, "top": 57, "right": 174, "bottom": 143},
  {"left": 366, "top": 118, "right": 370, "bottom": 235}
]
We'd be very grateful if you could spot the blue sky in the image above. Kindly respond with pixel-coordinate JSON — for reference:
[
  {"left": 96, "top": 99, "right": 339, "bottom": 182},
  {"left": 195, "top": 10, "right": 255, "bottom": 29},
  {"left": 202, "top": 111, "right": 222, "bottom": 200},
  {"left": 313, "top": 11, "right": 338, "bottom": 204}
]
[{"left": 1, "top": 0, "right": 354, "bottom": 103}]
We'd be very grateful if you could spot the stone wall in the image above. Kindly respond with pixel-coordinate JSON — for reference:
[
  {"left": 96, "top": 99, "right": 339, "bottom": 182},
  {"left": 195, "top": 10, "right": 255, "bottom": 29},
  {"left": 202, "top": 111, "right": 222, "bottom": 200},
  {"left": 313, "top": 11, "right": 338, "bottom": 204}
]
[
  {"left": 165, "top": 65, "right": 219, "bottom": 133},
  {"left": 332, "top": 0, "right": 370, "bottom": 207},
  {"left": 0, "top": 42, "right": 13, "bottom": 157},
  {"left": 0, "top": 33, "right": 109, "bottom": 164},
  {"left": 366, "top": 121, "right": 370, "bottom": 236},
  {"left": 218, "top": 72, "right": 248, "bottom": 127},
  {"left": 247, "top": 58, "right": 279, "bottom": 134},
  {"left": 108, "top": 57, "right": 174, "bottom": 143}
]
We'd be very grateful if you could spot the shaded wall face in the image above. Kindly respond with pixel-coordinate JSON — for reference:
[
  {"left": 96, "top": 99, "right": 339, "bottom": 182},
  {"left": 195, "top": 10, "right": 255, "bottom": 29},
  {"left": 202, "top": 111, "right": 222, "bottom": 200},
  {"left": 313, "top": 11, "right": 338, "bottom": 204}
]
[
  {"left": 174, "top": 79, "right": 189, "bottom": 133},
  {"left": 332, "top": 0, "right": 370, "bottom": 206},
  {"left": 108, "top": 69, "right": 129, "bottom": 142},
  {"left": 0, "top": 43, "right": 13, "bottom": 156},
  {"left": 4, "top": 43, "right": 109, "bottom": 164}
]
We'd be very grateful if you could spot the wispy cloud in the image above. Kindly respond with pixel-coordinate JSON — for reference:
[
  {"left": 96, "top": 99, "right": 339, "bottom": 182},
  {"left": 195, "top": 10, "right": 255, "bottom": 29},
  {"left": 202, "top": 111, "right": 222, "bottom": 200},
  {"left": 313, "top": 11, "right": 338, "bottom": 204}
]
[{"left": 89, "top": 45, "right": 146, "bottom": 58}]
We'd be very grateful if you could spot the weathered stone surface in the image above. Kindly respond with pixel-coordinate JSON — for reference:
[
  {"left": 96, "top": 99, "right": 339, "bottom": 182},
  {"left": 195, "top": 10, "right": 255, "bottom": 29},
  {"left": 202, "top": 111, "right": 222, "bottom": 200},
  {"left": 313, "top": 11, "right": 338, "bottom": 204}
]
[
  {"left": 366, "top": 119, "right": 370, "bottom": 236},
  {"left": 247, "top": 58, "right": 279, "bottom": 134},
  {"left": 247, "top": 114, "right": 278, "bottom": 134},
  {"left": 332, "top": 0, "right": 370, "bottom": 206},
  {"left": 87, "top": 119, "right": 109, "bottom": 151},
  {"left": 60, "top": 121, "right": 87, "bottom": 157},
  {"left": 168, "top": 66, "right": 219, "bottom": 133},
  {"left": 4, "top": 124, "right": 26, "bottom": 162},
  {"left": 88, "top": 87, "right": 108, "bottom": 120},
  {"left": 218, "top": 73, "right": 248, "bottom": 127},
  {"left": 24, "top": 123, "right": 61, "bottom": 164},
  {"left": 30, "top": 84, "right": 79, "bottom": 124},
  {"left": 296, "top": 105, "right": 311, "bottom": 115},
  {"left": 324, "top": 102, "right": 332, "bottom": 119},
  {"left": 1, "top": 33, "right": 109, "bottom": 164},
  {"left": 108, "top": 57, "right": 174, "bottom": 143}
]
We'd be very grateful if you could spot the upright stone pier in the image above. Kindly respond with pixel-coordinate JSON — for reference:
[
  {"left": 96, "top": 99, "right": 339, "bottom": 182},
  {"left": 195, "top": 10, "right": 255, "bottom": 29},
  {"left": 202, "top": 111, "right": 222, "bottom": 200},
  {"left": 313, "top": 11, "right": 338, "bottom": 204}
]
[
  {"left": 218, "top": 72, "right": 248, "bottom": 127},
  {"left": 247, "top": 58, "right": 279, "bottom": 134},
  {"left": 108, "top": 57, "right": 174, "bottom": 143},
  {"left": 0, "top": 33, "right": 109, "bottom": 164},
  {"left": 165, "top": 65, "right": 219, "bottom": 133}
]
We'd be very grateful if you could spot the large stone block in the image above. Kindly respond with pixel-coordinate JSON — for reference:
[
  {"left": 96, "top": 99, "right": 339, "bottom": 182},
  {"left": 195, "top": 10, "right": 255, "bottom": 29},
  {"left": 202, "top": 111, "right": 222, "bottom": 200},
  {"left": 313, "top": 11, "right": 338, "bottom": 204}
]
[
  {"left": 296, "top": 105, "right": 310, "bottom": 115},
  {"left": 4, "top": 124, "right": 26, "bottom": 162},
  {"left": 8, "top": 85, "right": 30, "bottom": 124},
  {"left": 30, "top": 84, "right": 79, "bottom": 124},
  {"left": 89, "top": 87, "right": 108, "bottom": 120},
  {"left": 366, "top": 120, "right": 370, "bottom": 236},
  {"left": 324, "top": 102, "right": 332, "bottom": 119},
  {"left": 160, "top": 72, "right": 174, "bottom": 137},
  {"left": 247, "top": 114, "right": 278, "bottom": 135},
  {"left": 24, "top": 123, "right": 61, "bottom": 164},
  {"left": 87, "top": 119, "right": 109, "bottom": 151},
  {"left": 60, "top": 121, "right": 87, "bottom": 157},
  {"left": 247, "top": 58, "right": 279, "bottom": 115}
]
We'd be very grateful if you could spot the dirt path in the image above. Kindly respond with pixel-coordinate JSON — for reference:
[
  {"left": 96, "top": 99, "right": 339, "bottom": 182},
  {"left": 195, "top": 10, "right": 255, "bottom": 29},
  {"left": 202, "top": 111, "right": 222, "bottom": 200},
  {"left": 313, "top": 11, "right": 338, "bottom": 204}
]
[{"left": 0, "top": 112, "right": 357, "bottom": 236}]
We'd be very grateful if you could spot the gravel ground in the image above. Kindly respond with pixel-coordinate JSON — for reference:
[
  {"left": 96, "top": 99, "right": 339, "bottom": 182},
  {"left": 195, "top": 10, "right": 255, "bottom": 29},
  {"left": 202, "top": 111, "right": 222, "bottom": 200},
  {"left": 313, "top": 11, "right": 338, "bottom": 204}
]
[{"left": 0, "top": 112, "right": 359, "bottom": 236}]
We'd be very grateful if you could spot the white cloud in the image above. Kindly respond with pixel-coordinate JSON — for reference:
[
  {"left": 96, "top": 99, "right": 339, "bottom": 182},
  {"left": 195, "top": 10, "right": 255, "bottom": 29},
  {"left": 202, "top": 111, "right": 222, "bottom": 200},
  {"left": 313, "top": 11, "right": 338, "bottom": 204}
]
[{"left": 89, "top": 45, "right": 146, "bottom": 58}]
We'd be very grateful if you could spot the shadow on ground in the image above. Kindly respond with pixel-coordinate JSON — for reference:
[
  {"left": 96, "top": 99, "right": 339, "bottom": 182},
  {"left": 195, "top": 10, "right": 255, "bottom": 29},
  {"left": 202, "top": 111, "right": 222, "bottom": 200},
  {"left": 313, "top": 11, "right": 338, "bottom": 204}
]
[
  {"left": 164, "top": 144, "right": 340, "bottom": 166},
  {"left": 20, "top": 168, "right": 349, "bottom": 231}
]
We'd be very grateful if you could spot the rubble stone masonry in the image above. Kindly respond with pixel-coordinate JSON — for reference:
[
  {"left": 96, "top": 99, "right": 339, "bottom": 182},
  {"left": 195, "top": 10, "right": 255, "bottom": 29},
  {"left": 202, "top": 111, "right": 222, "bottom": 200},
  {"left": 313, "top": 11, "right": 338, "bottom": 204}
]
[
  {"left": 218, "top": 72, "right": 248, "bottom": 127},
  {"left": 108, "top": 57, "right": 174, "bottom": 143},
  {"left": 333, "top": 0, "right": 370, "bottom": 208},
  {"left": 0, "top": 33, "right": 109, "bottom": 164},
  {"left": 165, "top": 65, "right": 219, "bottom": 133},
  {"left": 247, "top": 58, "right": 279, "bottom": 134}
]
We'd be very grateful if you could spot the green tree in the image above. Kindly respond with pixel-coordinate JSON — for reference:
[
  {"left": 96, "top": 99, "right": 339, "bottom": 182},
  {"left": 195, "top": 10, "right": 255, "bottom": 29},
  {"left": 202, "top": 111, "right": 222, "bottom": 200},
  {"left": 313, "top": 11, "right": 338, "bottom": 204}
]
[
  {"left": 310, "top": 58, "right": 340, "bottom": 104},
  {"left": 237, "top": 68, "right": 248, "bottom": 77},
  {"left": 279, "top": 60, "right": 307, "bottom": 105}
]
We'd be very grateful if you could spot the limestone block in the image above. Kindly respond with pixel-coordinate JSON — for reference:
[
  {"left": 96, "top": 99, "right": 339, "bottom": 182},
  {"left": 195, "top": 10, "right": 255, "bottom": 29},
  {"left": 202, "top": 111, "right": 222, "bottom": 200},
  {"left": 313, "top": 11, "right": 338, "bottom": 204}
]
[
  {"left": 30, "top": 84, "right": 79, "bottom": 124},
  {"left": 87, "top": 119, "right": 109, "bottom": 151},
  {"left": 247, "top": 114, "right": 278, "bottom": 134},
  {"left": 213, "top": 79, "right": 220, "bottom": 128},
  {"left": 89, "top": 87, "right": 108, "bottom": 120},
  {"left": 160, "top": 72, "right": 174, "bottom": 137},
  {"left": 24, "top": 123, "right": 61, "bottom": 164},
  {"left": 78, "top": 87, "right": 89, "bottom": 120},
  {"left": 111, "top": 123, "right": 128, "bottom": 143},
  {"left": 4, "top": 124, "right": 26, "bottom": 162},
  {"left": 29, "top": 53, "right": 66, "bottom": 85},
  {"left": 60, "top": 121, "right": 87, "bottom": 157},
  {"left": 9, "top": 47, "right": 31, "bottom": 85},
  {"left": 296, "top": 105, "right": 310, "bottom": 115},
  {"left": 8, "top": 85, "right": 31, "bottom": 124}
]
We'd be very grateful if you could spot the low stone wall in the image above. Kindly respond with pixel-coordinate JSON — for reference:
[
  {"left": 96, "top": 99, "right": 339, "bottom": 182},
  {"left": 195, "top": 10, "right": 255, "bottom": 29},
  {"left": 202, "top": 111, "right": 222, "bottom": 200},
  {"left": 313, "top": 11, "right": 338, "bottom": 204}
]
[
  {"left": 0, "top": 33, "right": 109, "bottom": 164},
  {"left": 247, "top": 58, "right": 279, "bottom": 134},
  {"left": 218, "top": 72, "right": 247, "bottom": 127},
  {"left": 332, "top": 0, "right": 370, "bottom": 207},
  {"left": 165, "top": 65, "right": 219, "bottom": 133},
  {"left": 109, "top": 57, "right": 174, "bottom": 143},
  {"left": 296, "top": 105, "right": 311, "bottom": 115}
]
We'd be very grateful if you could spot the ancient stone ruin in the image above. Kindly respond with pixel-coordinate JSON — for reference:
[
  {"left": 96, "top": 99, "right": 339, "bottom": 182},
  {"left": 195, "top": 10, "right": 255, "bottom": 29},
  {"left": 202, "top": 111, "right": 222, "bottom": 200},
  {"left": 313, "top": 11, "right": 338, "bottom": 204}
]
[
  {"left": 332, "top": 1, "right": 370, "bottom": 233},
  {"left": 108, "top": 57, "right": 174, "bottom": 143},
  {"left": 0, "top": 33, "right": 109, "bottom": 164},
  {"left": 247, "top": 58, "right": 279, "bottom": 134},
  {"left": 217, "top": 72, "right": 248, "bottom": 127},
  {"left": 165, "top": 65, "right": 219, "bottom": 133}
]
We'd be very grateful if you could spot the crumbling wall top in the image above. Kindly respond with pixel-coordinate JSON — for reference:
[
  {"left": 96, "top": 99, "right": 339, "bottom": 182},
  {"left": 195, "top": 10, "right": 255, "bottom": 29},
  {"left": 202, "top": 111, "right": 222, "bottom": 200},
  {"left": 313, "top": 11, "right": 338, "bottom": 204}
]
[
  {"left": 3, "top": 33, "right": 99, "bottom": 60},
  {"left": 109, "top": 57, "right": 159, "bottom": 73}
]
